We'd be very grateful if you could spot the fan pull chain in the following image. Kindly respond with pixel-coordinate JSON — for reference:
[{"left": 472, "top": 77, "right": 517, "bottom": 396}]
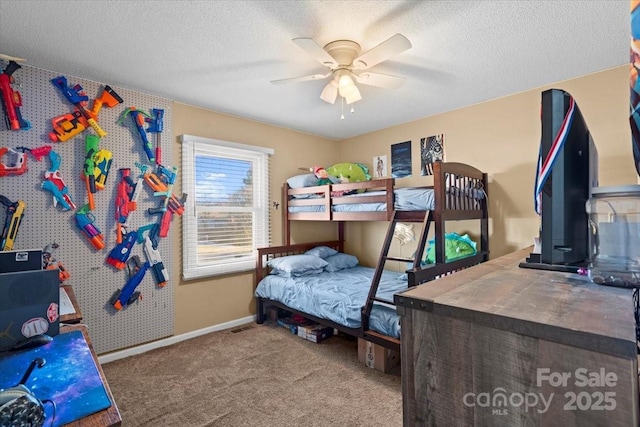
[{"left": 341, "top": 97, "right": 345, "bottom": 120}]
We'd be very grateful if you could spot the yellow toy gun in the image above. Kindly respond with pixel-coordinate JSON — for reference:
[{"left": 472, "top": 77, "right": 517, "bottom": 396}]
[
  {"left": 0, "top": 195, "right": 25, "bottom": 251},
  {"left": 82, "top": 135, "right": 112, "bottom": 210},
  {"left": 93, "top": 148, "right": 112, "bottom": 190}
]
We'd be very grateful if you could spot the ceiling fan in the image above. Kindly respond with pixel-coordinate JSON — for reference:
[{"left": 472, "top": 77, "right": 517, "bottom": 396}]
[{"left": 271, "top": 34, "right": 412, "bottom": 105}]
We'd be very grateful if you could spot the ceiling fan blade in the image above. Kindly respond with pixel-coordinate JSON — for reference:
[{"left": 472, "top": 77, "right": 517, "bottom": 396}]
[
  {"left": 292, "top": 38, "right": 338, "bottom": 68},
  {"left": 352, "top": 34, "right": 411, "bottom": 70},
  {"left": 353, "top": 72, "right": 406, "bottom": 89},
  {"left": 271, "top": 72, "right": 331, "bottom": 85}
]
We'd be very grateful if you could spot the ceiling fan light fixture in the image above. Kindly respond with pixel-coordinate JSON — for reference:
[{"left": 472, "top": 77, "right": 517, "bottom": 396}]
[
  {"left": 344, "top": 85, "right": 361, "bottom": 105},
  {"left": 338, "top": 75, "right": 355, "bottom": 92},
  {"left": 277, "top": 34, "right": 411, "bottom": 109},
  {"left": 338, "top": 74, "right": 361, "bottom": 104},
  {"left": 320, "top": 80, "right": 338, "bottom": 104}
]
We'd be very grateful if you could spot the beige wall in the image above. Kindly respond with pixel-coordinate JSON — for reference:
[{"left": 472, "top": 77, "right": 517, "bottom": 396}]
[
  {"left": 340, "top": 65, "right": 634, "bottom": 265},
  {"left": 170, "top": 65, "right": 635, "bottom": 336},
  {"left": 171, "top": 105, "right": 339, "bottom": 334}
]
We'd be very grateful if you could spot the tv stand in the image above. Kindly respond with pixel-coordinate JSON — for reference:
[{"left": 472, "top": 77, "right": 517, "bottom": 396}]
[
  {"left": 518, "top": 251, "right": 586, "bottom": 274},
  {"left": 396, "top": 247, "right": 638, "bottom": 426}
]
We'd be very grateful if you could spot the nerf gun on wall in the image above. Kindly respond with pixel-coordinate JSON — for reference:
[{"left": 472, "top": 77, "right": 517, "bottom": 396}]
[
  {"left": 0, "top": 145, "right": 51, "bottom": 177},
  {"left": 82, "top": 135, "right": 112, "bottom": 210},
  {"left": 41, "top": 150, "right": 75, "bottom": 211},
  {"left": 147, "top": 108, "right": 164, "bottom": 164},
  {"left": 51, "top": 76, "right": 123, "bottom": 139},
  {"left": 75, "top": 204, "right": 105, "bottom": 250},
  {"left": 119, "top": 107, "right": 155, "bottom": 163},
  {"left": 0, "top": 195, "right": 25, "bottom": 251},
  {"left": 136, "top": 229, "right": 168, "bottom": 287},
  {"left": 0, "top": 60, "right": 31, "bottom": 131},
  {"left": 42, "top": 243, "right": 70, "bottom": 282},
  {"left": 107, "top": 229, "right": 138, "bottom": 269},
  {"left": 148, "top": 193, "right": 187, "bottom": 238},
  {"left": 136, "top": 163, "right": 186, "bottom": 214},
  {"left": 49, "top": 84, "right": 123, "bottom": 142},
  {"left": 109, "top": 255, "right": 149, "bottom": 310},
  {"left": 114, "top": 168, "right": 140, "bottom": 243}
]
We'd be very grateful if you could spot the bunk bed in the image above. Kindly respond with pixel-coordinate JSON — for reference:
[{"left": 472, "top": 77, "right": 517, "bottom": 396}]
[{"left": 255, "top": 161, "right": 489, "bottom": 352}]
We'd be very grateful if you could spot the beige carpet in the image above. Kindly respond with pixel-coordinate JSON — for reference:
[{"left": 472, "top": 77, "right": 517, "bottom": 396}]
[{"left": 102, "top": 323, "right": 402, "bottom": 426}]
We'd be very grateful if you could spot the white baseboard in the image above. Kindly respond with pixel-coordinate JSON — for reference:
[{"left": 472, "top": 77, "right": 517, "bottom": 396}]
[{"left": 98, "top": 315, "right": 256, "bottom": 364}]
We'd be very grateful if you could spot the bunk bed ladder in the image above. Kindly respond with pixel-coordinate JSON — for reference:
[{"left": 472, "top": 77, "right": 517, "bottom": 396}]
[{"left": 361, "top": 209, "right": 433, "bottom": 333}]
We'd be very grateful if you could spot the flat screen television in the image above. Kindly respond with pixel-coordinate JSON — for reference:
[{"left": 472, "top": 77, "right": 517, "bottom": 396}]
[{"left": 520, "top": 89, "right": 599, "bottom": 272}]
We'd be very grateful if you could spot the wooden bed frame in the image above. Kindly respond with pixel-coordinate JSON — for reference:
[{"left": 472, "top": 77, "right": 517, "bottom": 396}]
[{"left": 256, "top": 161, "right": 489, "bottom": 351}]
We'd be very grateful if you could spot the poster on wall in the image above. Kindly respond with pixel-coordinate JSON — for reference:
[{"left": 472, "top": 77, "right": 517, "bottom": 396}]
[
  {"left": 420, "top": 134, "right": 445, "bottom": 176},
  {"left": 373, "top": 155, "right": 387, "bottom": 178},
  {"left": 391, "top": 141, "right": 412, "bottom": 178}
]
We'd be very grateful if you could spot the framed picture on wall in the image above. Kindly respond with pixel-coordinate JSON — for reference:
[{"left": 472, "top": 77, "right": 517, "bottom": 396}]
[
  {"left": 391, "top": 141, "right": 412, "bottom": 178},
  {"left": 373, "top": 155, "right": 387, "bottom": 178},
  {"left": 420, "top": 134, "right": 445, "bottom": 176}
]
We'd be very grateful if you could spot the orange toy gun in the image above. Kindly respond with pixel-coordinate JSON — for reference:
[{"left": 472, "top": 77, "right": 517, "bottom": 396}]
[
  {"left": 135, "top": 162, "right": 186, "bottom": 215},
  {"left": 49, "top": 77, "right": 123, "bottom": 141},
  {"left": 42, "top": 243, "right": 70, "bottom": 283}
]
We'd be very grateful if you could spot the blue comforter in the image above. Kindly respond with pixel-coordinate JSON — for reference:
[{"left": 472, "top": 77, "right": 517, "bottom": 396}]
[
  {"left": 255, "top": 266, "right": 406, "bottom": 338},
  {"left": 289, "top": 187, "right": 436, "bottom": 212}
]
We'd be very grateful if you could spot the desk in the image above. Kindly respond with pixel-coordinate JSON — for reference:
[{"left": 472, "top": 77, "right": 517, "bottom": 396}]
[
  {"left": 59, "top": 285, "right": 83, "bottom": 324},
  {"left": 395, "top": 247, "right": 639, "bottom": 426},
  {"left": 60, "top": 325, "right": 121, "bottom": 427}
]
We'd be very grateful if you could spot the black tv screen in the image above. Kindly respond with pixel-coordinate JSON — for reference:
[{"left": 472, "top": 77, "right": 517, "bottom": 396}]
[{"left": 539, "top": 89, "right": 598, "bottom": 266}]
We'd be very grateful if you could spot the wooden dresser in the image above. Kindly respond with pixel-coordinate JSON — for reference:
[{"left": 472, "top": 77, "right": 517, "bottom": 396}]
[{"left": 395, "top": 248, "right": 639, "bottom": 427}]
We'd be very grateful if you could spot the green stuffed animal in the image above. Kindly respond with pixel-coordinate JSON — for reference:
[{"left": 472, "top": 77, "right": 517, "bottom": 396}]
[
  {"left": 326, "top": 162, "right": 371, "bottom": 184},
  {"left": 424, "top": 232, "right": 477, "bottom": 264}
]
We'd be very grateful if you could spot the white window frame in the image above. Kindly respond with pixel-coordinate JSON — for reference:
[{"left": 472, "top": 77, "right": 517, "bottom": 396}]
[{"left": 180, "top": 134, "right": 273, "bottom": 279}]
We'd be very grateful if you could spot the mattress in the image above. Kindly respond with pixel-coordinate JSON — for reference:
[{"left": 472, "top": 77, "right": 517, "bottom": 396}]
[
  {"left": 288, "top": 187, "right": 435, "bottom": 213},
  {"left": 255, "top": 265, "right": 405, "bottom": 338}
]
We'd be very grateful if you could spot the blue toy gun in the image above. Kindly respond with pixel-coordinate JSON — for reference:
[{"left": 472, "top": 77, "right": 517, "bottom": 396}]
[
  {"left": 119, "top": 107, "right": 155, "bottom": 163},
  {"left": 106, "top": 229, "right": 138, "bottom": 270},
  {"left": 41, "top": 150, "right": 75, "bottom": 211},
  {"left": 154, "top": 165, "right": 178, "bottom": 211},
  {"left": 110, "top": 255, "right": 149, "bottom": 310},
  {"left": 146, "top": 108, "right": 164, "bottom": 164}
]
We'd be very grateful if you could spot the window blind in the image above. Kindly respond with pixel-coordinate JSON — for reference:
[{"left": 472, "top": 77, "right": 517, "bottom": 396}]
[{"left": 181, "top": 135, "right": 273, "bottom": 279}]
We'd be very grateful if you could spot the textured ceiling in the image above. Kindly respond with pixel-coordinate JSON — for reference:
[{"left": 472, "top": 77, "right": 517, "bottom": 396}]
[{"left": 0, "top": 0, "right": 630, "bottom": 140}]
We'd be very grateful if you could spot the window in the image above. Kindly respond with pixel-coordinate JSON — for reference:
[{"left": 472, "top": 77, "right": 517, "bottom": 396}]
[{"left": 181, "top": 135, "right": 273, "bottom": 279}]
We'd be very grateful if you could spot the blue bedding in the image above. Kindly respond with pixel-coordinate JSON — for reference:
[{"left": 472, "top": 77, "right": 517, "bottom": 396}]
[
  {"left": 289, "top": 187, "right": 436, "bottom": 213},
  {"left": 255, "top": 266, "right": 406, "bottom": 338}
]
